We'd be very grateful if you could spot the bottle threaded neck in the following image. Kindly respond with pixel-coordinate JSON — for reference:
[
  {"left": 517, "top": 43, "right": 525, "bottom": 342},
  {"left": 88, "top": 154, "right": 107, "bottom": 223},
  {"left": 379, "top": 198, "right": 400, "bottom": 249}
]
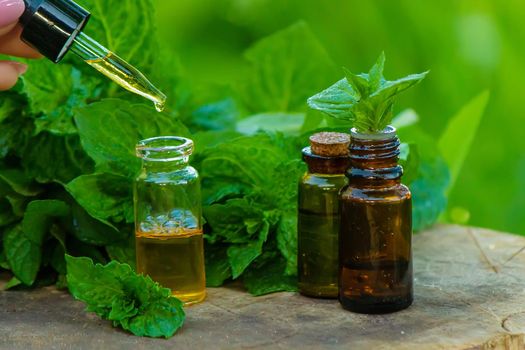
[
  {"left": 347, "top": 125, "right": 402, "bottom": 182},
  {"left": 136, "top": 136, "right": 193, "bottom": 163}
]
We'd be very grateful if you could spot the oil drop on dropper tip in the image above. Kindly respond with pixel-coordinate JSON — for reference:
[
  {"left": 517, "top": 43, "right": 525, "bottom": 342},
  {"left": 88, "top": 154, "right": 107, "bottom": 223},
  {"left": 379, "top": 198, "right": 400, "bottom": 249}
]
[{"left": 19, "top": 0, "right": 166, "bottom": 112}]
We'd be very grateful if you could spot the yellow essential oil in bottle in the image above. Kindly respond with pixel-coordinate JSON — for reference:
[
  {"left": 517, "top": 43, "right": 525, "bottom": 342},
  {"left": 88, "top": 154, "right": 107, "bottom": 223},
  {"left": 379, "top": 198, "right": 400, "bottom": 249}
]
[
  {"left": 136, "top": 228, "right": 205, "bottom": 303},
  {"left": 134, "top": 137, "right": 206, "bottom": 305}
]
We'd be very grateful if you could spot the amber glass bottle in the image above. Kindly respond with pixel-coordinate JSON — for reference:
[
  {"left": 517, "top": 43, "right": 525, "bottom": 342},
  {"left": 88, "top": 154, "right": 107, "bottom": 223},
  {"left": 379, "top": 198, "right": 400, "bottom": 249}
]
[
  {"left": 339, "top": 126, "right": 412, "bottom": 313},
  {"left": 298, "top": 132, "right": 350, "bottom": 298}
]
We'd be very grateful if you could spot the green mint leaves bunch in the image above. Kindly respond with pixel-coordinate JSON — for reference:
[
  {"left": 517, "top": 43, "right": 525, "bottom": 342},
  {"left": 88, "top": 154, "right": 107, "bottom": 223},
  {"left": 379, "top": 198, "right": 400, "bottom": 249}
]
[
  {"left": 308, "top": 52, "right": 428, "bottom": 133},
  {"left": 66, "top": 255, "right": 185, "bottom": 338}
]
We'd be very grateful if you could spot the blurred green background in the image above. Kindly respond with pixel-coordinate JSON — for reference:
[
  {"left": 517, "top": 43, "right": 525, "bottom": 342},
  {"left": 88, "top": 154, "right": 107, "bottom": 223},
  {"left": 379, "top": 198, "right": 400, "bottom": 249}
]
[{"left": 152, "top": 0, "right": 523, "bottom": 235}]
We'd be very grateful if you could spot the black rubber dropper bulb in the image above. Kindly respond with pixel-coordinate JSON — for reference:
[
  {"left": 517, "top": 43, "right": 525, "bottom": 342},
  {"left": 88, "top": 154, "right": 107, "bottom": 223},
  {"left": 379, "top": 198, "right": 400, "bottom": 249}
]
[{"left": 19, "top": 0, "right": 166, "bottom": 111}]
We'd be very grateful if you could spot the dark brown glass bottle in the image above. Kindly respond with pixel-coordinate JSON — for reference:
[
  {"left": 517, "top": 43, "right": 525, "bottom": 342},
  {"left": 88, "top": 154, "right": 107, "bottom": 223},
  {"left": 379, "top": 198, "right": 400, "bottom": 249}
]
[
  {"left": 339, "top": 126, "right": 412, "bottom": 313},
  {"left": 298, "top": 132, "right": 350, "bottom": 298}
]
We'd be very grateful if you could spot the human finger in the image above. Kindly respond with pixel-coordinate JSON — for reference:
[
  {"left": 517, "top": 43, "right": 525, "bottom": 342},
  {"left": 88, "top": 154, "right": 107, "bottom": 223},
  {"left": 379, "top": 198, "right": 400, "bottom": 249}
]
[
  {"left": 0, "top": 25, "right": 41, "bottom": 58},
  {"left": 0, "top": 0, "right": 25, "bottom": 35},
  {"left": 0, "top": 60, "right": 27, "bottom": 90}
]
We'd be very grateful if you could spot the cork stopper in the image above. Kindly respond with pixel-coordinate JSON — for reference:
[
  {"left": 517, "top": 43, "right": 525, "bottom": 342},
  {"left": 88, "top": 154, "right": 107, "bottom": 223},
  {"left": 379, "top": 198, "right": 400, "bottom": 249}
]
[{"left": 309, "top": 132, "right": 351, "bottom": 157}]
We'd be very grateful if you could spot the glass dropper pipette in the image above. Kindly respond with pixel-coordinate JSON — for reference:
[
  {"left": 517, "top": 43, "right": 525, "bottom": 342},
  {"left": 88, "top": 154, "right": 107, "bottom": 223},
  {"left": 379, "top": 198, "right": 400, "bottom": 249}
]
[
  {"left": 19, "top": 0, "right": 166, "bottom": 112},
  {"left": 70, "top": 32, "right": 166, "bottom": 112}
]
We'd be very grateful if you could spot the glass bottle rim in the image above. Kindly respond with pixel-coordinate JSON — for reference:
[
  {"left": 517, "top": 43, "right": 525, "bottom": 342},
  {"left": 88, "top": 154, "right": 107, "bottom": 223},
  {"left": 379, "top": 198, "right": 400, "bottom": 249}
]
[
  {"left": 136, "top": 136, "right": 194, "bottom": 162},
  {"left": 350, "top": 125, "right": 397, "bottom": 141}
]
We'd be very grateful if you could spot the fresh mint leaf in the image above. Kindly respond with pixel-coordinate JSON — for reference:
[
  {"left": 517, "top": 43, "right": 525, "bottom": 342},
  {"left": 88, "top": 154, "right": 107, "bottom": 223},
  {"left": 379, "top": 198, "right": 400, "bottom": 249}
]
[
  {"left": 21, "top": 62, "right": 96, "bottom": 135},
  {"left": 3, "top": 200, "right": 69, "bottom": 285},
  {"left": 0, "top": 114, "right": 34, "bottom": 159},
  {"left": 204, "top": 244, "right": 231, "bottom": 287},
  {"left": 69, "top": 202, "right": 128, "bottom": 246},
  {"left": 75, "top": 99, "right": 189, "bottom": 178},
  {"left": 0, "top": 170, "right": 36, "bottom": 225},
  {"left": 306, "top": 78, "right": 358, "bottom": 121},
  {"left": 201, "top": 181, "right": 246, "bottom": 207},
  {"left": 0, "top": 168, "right": 41, "bottom": 197},
  {"left": 227, "top": 220, "right": 270, "bottom": 279},
  {"left": 0, "top": 91, "right": 23, "bottom": 124},
  {"left": 271, "top": 160, "right": 304, "bottom": 276},
  {"left": 66, "top": 255, "right": 128, "bottom": 316},
  {"left": 3, "top": 225, "right": 41, "bottom": 285},
  {"left": 108, "top": 297, "right": 138, "bottom": 321},
  {"left": 370, "top": 72, "right": 428, "bottom": 101},
  {"left": 204, "top": 199, "right": 266, "bottom": 244},
  {"left": 276, "top": 211, "right": 298, "bottom": 276},
  {"left": 309, "top": 53, "right": 428, "bottom": 133},
  {"left": 66, "top": 173, "right": 133, "bottom": 225},
  {"left": 368, "top": 52, "right": 386, "bottom": 92},
  {"left": 22, "top": 133, "right": 94, "bottom": 184},
  {"left": 269, "top": 159, "right": 305, "bottom": 209},
  {"left": 66, "top": 255, "right": 185, "bottom": 338},
  {"left": 196, "top": 133, "right": 291, "bottom": 188},
  {"left": 204, "top": 198, "right": 277, "bottom": 279},
  {"left": 343, "top": 69, "right": 369, "bottom": 98},
  {"left": 122, "top": 297, "right": 185, "bottom": 338},
  {"left": 23, "top": 200, "right": 70, "bottom": 245},
  {"left": 240, "top": 21, "right": 338, "bottom": 113},
  {"left": 22, "top": 61, "right": 73, "bottom": 116},
  {"left": 5, "top": 194, "right": 28, "bottom": 218}
]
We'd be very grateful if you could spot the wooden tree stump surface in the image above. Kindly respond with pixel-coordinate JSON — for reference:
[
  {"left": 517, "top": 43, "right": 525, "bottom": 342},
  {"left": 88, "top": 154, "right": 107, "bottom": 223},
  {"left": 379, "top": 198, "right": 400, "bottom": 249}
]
[{"left": 1, "top": 225, "right": 525, "bottom": 350}]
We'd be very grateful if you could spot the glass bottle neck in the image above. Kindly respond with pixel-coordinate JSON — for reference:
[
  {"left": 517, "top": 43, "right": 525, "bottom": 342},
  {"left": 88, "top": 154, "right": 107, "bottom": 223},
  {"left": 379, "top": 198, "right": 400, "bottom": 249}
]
[
  {"left": 302, "top": 147, "right": 350, "bottom": 175},
  {"left": 346, "top": 133, "right": 403, "bottom": 186},
  {"left": 136, "top": 136, "right": 193, "bottom": 173}
]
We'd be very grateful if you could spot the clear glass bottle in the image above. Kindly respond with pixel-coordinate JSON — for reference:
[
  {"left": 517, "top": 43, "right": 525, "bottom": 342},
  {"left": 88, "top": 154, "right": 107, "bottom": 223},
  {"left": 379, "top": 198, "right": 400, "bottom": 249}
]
[
  {"left": 298, "top": 132, "right": 350, "bottom": 298},
  {"left": 339, "top": 126, "right": 412, "bottom": 313},
  {"left": 134, "top": 136, "right": 206, "bottom": 305}
]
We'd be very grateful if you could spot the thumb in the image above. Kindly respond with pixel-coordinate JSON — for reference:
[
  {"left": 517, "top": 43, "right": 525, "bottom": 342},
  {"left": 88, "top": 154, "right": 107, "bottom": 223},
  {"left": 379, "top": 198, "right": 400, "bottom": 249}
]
[
  {"left": 0, "top": 0, "right": 25, "bottom": 37},
  {"left": 0, "top": 61, "right": 27, "bottom": 90}
]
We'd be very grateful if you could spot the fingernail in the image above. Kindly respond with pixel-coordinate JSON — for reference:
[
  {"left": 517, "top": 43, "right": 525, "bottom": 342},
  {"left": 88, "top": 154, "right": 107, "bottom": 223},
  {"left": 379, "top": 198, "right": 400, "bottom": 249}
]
[
  {"left": 8, "top": 61, "right": 27, "bottom": 75},
  {"left": 0, "top": 0, "right": 25, "bottom": 28}
]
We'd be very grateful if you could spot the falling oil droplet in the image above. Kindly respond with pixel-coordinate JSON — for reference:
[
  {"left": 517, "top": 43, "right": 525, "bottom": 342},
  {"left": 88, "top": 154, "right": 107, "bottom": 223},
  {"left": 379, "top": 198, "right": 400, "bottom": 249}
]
[{"left": 154, "top": 101, "right": 165, "bottom": 113}]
